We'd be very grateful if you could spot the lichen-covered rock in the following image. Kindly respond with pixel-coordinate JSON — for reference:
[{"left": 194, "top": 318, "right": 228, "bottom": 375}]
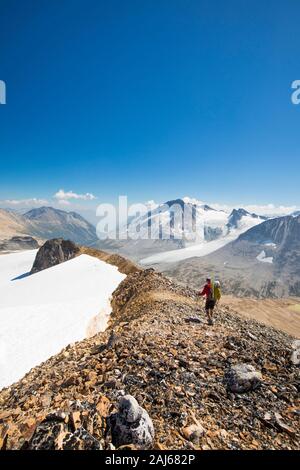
[
  {"left": 23, "top": 402, "right": 103, "bottom": 450},
  {"left": 23, "top": 413, "right": 68, "bottom": 450},
  {"left": 31, "top": 238, "right": 79, "bottom": 274},
  {"left": 225, "top": 364, "right": 262, "bottom": 393},
  {"left": 108, "top": 395, "right": 154, "bottom": 449},
  {"left": 118, "top": 395, "right": 142, "bottom": 423},
  {"left": 61, "top": 427, "right": 102, "bottom": 450}
]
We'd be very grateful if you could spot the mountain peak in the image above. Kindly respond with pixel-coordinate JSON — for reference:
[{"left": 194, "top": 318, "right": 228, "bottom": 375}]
[
  {"left": 201, "top": 204, "right": 216, "bottom": 212},
  {"left": 227, "top": 208, "right": 251, "bottom": 229},
  {"left": 22, "top": 206, "right": 97, "bottom": 245},
  {"left": 229, "top": 208, "right": 250, "bottom": 217},
  {"left": 24, "top": 206, "right": 65, "bottom": 218},
  {"left": 164, "top": 198, "right": 187, "bottom": 209}
]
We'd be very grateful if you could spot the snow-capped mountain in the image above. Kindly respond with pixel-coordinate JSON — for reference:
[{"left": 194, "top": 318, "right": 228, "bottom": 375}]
[
  {"left": 126, "top": 198, "right": 266, "bottom": 244},
  {"left": 120, "top": 198, "right": 229, "bottom": 243},
  {"left": 1, "top": 200, "right": 273, "bottom": 261},
  {"left": 117, "top": 197, "right": 266, "bottom": 265},
  {"left": 97, "top": 197, "right": 267, "bottom": 262},
  {"left": 226, "top": 208, "right": 267, "bottom": 230}
]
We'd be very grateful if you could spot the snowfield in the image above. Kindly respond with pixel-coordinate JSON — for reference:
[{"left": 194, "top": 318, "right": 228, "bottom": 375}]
[
  {"left": 140, "top": 222, "right": 257, "bottom": 265},
  {"left": 140, "top": 212, "right": 263, "bottom": 265},
  {"left": 0, "top": 250, "right": 125, "bottom": 389},
  {"left": 140, "top": 233, "right": 236, "bottom": 265}
]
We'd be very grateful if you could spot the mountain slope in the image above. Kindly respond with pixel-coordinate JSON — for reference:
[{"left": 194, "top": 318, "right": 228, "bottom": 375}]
[
  {"left": 0, "top": 209, "right": 28, "bottom": 240},
  {"left": 162, "top": 215, "right": 300, "bottom": 298},
  {"left": 23, "top": 207, "right": 97, "bottom": 245},
  {"left": 220, "top": 295, "right": 300, "bottom": 337},
  {"left": 0, "top": 269, "right": 299, "bottom": 450}
]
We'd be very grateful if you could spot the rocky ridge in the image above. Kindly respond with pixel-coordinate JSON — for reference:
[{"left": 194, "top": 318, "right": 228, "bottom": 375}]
[
  {"left": 0, "top": 266, "right": 299, "bottom": 450},
  {"left": 0, "top": 236, "right": 39, "bottom": 252}
]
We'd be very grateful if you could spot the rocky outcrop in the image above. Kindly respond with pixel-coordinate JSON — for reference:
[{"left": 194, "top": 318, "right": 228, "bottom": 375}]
[
  {"left": 30, "top": 238, "right": 79, "bottom": 274},
  {"left": 0, "top": 269, "right": 299, "bottom": 450}
]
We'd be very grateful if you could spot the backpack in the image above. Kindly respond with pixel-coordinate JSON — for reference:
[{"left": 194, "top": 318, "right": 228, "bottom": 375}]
[{"left": 214, "top": 285, "right": 221, "bottom": 301}]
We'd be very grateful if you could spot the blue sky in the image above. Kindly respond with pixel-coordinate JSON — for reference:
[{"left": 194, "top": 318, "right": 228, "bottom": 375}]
[{"left": 0, "top": 0, "right": 299, "bottom": 218}]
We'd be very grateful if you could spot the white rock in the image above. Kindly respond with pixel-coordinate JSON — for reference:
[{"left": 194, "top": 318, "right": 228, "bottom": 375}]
[
  {"left": 109, "top": 395, "right": 155, "bottom": 449},
  {"left": 291, "top": 350, "right": 300, "bottom": 366},
  {"left": 291, "top": 340, "right": 300, "bottom": 351},
  {"left": 225, "top": 363, "right": 262, "bottom": 393}
]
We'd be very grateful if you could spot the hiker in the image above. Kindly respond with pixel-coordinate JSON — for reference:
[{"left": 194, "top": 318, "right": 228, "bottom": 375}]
[{"left": 199, "top": 278, "right": 221, "bottom": 325}]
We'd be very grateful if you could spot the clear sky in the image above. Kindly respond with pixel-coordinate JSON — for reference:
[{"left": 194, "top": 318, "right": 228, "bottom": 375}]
[{"left": 0, "top": 0, "right": 300, "bottom": 214}]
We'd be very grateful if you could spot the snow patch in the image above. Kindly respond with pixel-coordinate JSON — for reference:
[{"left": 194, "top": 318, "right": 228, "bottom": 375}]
[
  {"left": 256, "top": 250, "right": 273, "bottom": 264},
  {"left": 140, "top": 224, "right": 254, "bottom": 265}
]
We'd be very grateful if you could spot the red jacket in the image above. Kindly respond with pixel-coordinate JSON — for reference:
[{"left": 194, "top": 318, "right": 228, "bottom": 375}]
[{"left": 199, "top": 283, "right": 212, "bottom": 298}]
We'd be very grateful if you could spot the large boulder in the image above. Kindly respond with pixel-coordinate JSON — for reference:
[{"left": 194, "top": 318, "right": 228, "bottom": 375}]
[
  {"left": 31, "top": 238, "right": 79, "bottom": 274},
  {"left": 108, "top": 395, "right": 154, "bottom": 449},
  {"left": 225, "top": 363, "right": 262, "bottom": 393}
]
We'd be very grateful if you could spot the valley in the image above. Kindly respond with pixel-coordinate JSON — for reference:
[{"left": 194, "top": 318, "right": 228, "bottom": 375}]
[{"left": 222, "top": 295, "right": 300, "bottom": 337}]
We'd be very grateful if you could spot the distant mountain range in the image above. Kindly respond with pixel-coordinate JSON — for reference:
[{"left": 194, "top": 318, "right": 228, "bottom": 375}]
[
  {"left": 0, "top": 206, "right": 97, "bottom": 248},
  {"left": 1, "top": 199, "right": 299, "bottom": 298},
  {"left": 162, "top": 214, "right": 300, "bottom": 298},
  {"left": 97, "top": 198, "right": 267, "bottom": 260}
]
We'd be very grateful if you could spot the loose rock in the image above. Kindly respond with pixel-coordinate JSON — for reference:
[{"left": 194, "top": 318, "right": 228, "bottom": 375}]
[
  {"left": 225, "top": 364, "right": 263, "bottom": 393},
  {"left": 108, "top": 395, "right": 154, "bottom": 449}
]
